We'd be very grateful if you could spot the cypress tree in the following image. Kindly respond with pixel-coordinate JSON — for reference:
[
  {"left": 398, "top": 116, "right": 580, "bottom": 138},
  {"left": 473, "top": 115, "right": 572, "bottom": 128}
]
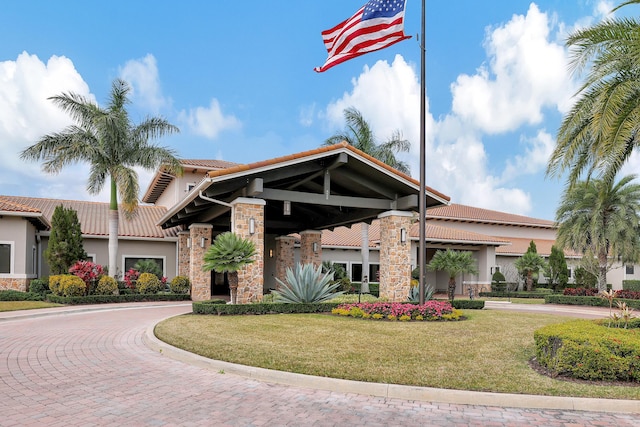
[{"left": 45, "top": 205, "right": 87, "bottom": 274}]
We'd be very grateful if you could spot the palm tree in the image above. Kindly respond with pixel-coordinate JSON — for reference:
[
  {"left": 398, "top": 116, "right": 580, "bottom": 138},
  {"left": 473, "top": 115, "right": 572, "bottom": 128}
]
[
  {"left": 20, "top": 79, "right": 182, "bottom": 277},
  {"left": 427, "top": 249, "right": 478, "bottom": 301},
  {"left": 547, "top": 0, "right": 640, "bottom": 186},
  {"left": 514, "top": 251, "right": 547, "bottom": 292},
  {"left": 555, "top": 174, "right": 640, "bottom": 291},
  {"left": 203, "top": 232, "right": 256, "bottom": 304},
  {"left": 324, "top": 107, "right": 411, "bottom": 287}
]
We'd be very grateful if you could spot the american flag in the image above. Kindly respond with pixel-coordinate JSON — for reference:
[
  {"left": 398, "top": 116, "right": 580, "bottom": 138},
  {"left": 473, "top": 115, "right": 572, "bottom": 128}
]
[{"left": 314, "top": 0, "right": 411, "bottom": 73}]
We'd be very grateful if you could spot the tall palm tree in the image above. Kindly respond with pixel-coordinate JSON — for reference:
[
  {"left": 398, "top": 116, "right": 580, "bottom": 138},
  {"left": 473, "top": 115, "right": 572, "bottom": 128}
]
[
  {"left": 547, "top": 0, "right": 640, "bottom": 186},
  {"left": 324, "top": 107, "right": 411, "bottom": 287},
  {"left": 427, "top": 249, "right": 478, "bottom": 301},
  {"left": 555, "top": 174, "right": 640, "bottom": 291},
  {"left": 20, "top": 78, "right": 182, "bottom": 277}
]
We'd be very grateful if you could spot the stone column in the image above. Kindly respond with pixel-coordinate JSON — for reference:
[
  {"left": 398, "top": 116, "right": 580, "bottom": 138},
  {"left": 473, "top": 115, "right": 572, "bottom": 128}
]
[
  {"left": 275, "top": 235, "right": 296, "bottom": 289},
  {"left": 177, "top": 231, "right": 190, "bottom": 278},
  {"left": 378, "top": 211, "right": 413, "bottom": 302},
  {"left": 232, "top": 198, "right": 265, "bottom": 304},
  {"left": 189, "top": 223, "right": 212, "bottom": 301},
  {"left": 300, "top": 230, "right": 322, "bottom": 267}
]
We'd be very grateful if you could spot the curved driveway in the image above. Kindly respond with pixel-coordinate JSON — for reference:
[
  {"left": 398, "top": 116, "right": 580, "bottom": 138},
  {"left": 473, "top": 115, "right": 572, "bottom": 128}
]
[{"left": 0, "top": 302, "right": 638, "bottom": 426}]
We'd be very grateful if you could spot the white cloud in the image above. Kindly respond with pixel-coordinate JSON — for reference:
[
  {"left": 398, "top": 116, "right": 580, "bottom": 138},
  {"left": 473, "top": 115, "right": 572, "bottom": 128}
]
[
  {"left": 119, "top": 54, "right": 169, "bottom": 113},
  {"left": 177, "top": 98, "right": 241, "bottom": 139},
  {"left": 451, "top": 3, "right": 574, "bottom": 132},
  {"left": 501, "top": 129, "right": 555, "bottom": 182},
  {"left": 0, "top": 52, "right": 100, "bottom": 199}
]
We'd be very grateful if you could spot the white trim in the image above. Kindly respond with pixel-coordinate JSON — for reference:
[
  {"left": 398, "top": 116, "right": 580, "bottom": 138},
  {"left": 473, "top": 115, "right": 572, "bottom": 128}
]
[
  {"left": 122, "top": 255, "right": 167, "bottom": 277},
  {"left": 0, "top": 241, "right": 14, "bottom": 275}
]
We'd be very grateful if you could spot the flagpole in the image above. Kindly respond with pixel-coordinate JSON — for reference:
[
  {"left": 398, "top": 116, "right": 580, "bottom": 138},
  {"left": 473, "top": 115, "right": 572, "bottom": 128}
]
[{"left": 418, "top": 0, "right": 427, "bottom": 305}]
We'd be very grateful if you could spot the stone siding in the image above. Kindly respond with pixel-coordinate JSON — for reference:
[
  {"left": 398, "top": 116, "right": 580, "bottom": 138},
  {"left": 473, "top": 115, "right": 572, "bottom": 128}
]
[
  {"left": 378, "top": 211, "right": 413, "bottom": 301},
  {"left": 232, "top": 198, "right": 265, "bottom": 304},
  {"left": 0, "top": 278, "right": 28, "bottom": 292},
  {"left": 299, "top": 230, "right": 322, "bottom": 268},
  {"left": 275, "top": 236, "right": 296, "bottom": 288},
  {"left": 177, "top": 231, "right": 190, "bottom": 278},
  {"left": 189, "top": 224, "right": 212, "bottom": 301}
]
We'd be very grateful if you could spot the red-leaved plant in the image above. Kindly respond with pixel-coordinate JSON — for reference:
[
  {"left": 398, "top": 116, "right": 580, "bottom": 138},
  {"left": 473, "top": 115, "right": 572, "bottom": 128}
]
[{"left": 69, "top": 261, "right": 105, "bottom": 295}]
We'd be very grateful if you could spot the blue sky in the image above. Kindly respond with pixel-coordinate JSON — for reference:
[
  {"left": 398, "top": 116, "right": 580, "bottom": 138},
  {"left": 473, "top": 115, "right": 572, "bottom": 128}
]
[{"left": 0, "top": 1, "right": 634, "bottom": 221}]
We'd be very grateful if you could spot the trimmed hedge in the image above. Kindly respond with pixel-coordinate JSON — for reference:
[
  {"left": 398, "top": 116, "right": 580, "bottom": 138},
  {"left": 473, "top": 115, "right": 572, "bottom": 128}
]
[
  {"left": 623, "top": 280, "right": 640, "bottom": 292},
  {"left": 534, "top": 320, "right": 640, "bottom": 382},
  {"left": 544, "top": 294, "right": 640, "bottom": 309},
  {"left": 0, "top": 290, "right": 45, "bottom": 301},
  {"left": 192, "top": 301, "right": 341, "bottom": 315},
  {"left": 450, "top": 300, "right": 485, "bottom": 309},
  {"left": 479, "top": 291, "right": 551, "bottom": 299},
  {"left": 47, "top": 293, "right": 191, "bottom": 305}
]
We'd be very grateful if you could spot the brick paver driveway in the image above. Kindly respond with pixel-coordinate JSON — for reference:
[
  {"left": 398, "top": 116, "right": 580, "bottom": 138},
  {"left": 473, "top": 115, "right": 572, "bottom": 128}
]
[{"left": 0, "top": 302, "right": 638, "bottom": 426}]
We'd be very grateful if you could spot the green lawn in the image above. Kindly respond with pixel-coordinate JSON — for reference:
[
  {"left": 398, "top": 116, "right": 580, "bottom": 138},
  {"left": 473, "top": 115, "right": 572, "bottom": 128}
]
[
  {"left": 155, "top": 310, "right": 639, "bottom": 400},
  {"left": 0, "top": 301, "right": 62, "bottom": 312}
]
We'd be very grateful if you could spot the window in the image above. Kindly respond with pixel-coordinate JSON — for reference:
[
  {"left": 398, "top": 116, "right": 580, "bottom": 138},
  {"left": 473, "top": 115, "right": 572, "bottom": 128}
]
[
  {"left": 351, "top": 263, "right": 362, "bottom": 282},
  {"left": 0, "top": 242, "right": 12, "bottom": 274},
  {"left": 490, "top": 266, "right": 501, "bottom": 274},
  {"left": 349, "top": 263, "right": 380, "bottom": 282},
  {"left": 566, "top": 268, "right": 572, "bottom": 278},
  {"left": 186, "top": 182, "right": 196, "bottom": 193},
  {"left": 124, "top": 257, "right": 165, "bottom": 276},
  {"left": 626, "top": 265, "right": 635, "bottom": 275}
]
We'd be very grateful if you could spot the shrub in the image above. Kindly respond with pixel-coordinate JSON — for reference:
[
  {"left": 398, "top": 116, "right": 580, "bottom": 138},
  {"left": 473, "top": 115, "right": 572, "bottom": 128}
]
[
  {"left": 563, "top": 287, "right": 599, "bottom": 296},
  {"left": 136, "top": 272, "right": 163, "bottom": 294},
  {"left": 0, "top": 290, "right": 44, "bottom": 301},
  {"left": 133, "top": 259, "right": 163, "bottom": 278},
  {"left": 534, "top": 320, "right": 640, "bottom": 382},
  {"left": 48, "top": 275, "right": 63, "bottom": 296},
  {"left": 491, "top": 271, "right": 507, "bottom": 291},
  {"left": 170, "top": 276, "right": 191, "bottom": 294},
  {"left": 332, "top": 301, "right": 462, "bottom": 321},
  {"left": 272, "top": 263, "right": 344, "bottom": 303},
  {"left": 94, "top": 276, "right": 118, "bottom": 296},
  {"left": 69, "top": 260, "right": 105, "bottom": 295},
  {"left": 616, "top": 290, "right": 640, "bottom": 300},
  {"left": 28, "top": 278, "right": 49, "bottom": 295},
  {"left": 58, "top": 275, "right": 87, "bottom": 297},
  {"left": 123, "top": 268, "right": 140, "bottom": 290},
  {"left": 192, "top": 301, "right": 340, "bottom": 315},
  {"left": 623, "top": 280, "right": 640, "bottom": 292}
]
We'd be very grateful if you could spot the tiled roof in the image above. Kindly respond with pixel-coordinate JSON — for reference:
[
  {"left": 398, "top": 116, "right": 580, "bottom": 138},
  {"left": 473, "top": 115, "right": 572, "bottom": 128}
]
[
  {"left": 496, "top": 237, "right": 580, "bottom": 258},
  {"left": 413, "top": 222, "right": 511, "bottom": 246},
  {"left": 319, "top": 222, "right": 381, "bottom": 248},
  {"left": 427, "top": 203, "right": 554, "bottom": 228},
  {"left": 0, "top": 198, "right": 41, "bottom": 214},
  {"left": 180, "top": 159, "right": 239, "bottom": 169},
  {"left": 206, "top": 142, "right": 451, "bottom": 204},
  {"left": 0, "top": 196, "right": 178, "bottom": 239}
]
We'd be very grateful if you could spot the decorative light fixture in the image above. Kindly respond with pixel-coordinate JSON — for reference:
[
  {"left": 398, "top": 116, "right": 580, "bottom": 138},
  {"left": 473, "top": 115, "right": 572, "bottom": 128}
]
[
  {"left": 200, "top": 237, "right": 207, "bottom": 248},
  {"left": 312, "top": 242, "right": 318, "bottom": 252},
  {"left": 400, "top": 228, "right": 407, "bottom": 243},
  {"left": 186, "top": 237, "right": 191, "bottom": 248},
  {"left": 249, "top": 218, "right": 255, "bottom": 235},
  {"left": 283, "top": 200, "right": 291, "bottom": 216},
  {"left": 269, "top": 249, "right": 274, "bottom": 258}
]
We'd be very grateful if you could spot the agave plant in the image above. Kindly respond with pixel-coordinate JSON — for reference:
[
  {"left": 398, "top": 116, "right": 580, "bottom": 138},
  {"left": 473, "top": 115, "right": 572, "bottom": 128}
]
[
  {"left": 272, "top": 263, "right": 344, "bottom": 303},
  {"left": 408, "top": 283, "right": 435, "bottom": 303},
  {"left": 203, "top": 232, "right": 256, "bottom": 304}
]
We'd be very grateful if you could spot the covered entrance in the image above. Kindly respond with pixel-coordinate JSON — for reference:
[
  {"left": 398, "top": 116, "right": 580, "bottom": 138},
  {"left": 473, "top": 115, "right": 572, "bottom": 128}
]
[{"left": 159, "top": 143, "right": 450, "bottom": 303}]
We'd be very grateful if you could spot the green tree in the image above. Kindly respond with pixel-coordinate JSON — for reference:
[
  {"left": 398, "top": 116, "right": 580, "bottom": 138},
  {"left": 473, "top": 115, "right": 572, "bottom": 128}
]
[
  {"left": 427, "top": 249, "right": 478, "bottom": 301},
  {"left": 21, "top": 79, "right": 182, "bottom": 277},
  {"left": 547, "top": 0, "right": 640, "bottom": 187},
  {"left": 202, "top": 232, "right": 256, "bottom": 304},
  {"left": 45, "top": 205, "right": 87, "bottom": 274},
  {"left": 555, "top": 175, "right": 640, "bottom": 291},
  {"left": 544, "top": 245, "right": 569, "bottom": 292},
  {"left": 324, "top": 107, "right": 411, "bottom": 287},
  {"left": 515, "top": 251, "right": 547, "bottom": 292}
]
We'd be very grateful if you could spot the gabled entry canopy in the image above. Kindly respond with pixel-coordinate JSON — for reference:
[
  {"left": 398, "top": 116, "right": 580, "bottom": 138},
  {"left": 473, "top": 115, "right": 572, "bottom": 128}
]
[{"left": 158, "top": 143, "right": 450, "bottom": 234}]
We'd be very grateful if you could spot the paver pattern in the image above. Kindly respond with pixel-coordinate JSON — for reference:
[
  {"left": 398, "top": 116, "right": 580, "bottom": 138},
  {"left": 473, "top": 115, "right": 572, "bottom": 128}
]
[{"left": 0, "top": 302, "right": 638, "bottom": 426}]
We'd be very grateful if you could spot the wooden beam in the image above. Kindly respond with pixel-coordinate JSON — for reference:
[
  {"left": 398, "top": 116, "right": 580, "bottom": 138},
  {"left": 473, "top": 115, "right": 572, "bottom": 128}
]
[{"left": 260, "top": 188, "right": 393, "bottom": 210}]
